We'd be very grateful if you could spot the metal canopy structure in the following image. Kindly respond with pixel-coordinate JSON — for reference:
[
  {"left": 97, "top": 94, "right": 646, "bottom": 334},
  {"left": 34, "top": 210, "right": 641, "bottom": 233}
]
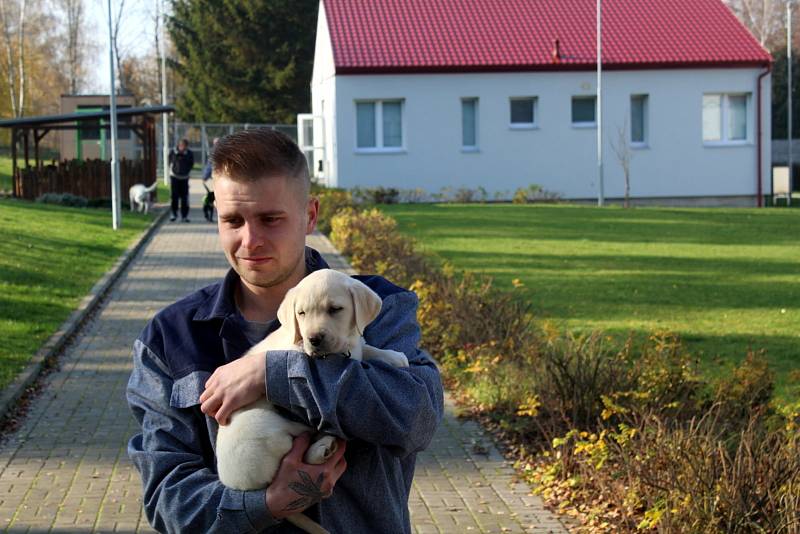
[{"left": 0, "top": 105, "right": 174, "bottom": 197}]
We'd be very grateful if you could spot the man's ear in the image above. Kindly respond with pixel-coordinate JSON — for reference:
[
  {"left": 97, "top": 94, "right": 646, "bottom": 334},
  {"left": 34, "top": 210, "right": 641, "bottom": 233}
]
[
  {"left": 305, "top": 196, "right": 319, "bottom": 235},
  {"left": 276, "top": 287, "right": 302, "bottom": 344},
  {"left": 349, "top": 280, "right": 382, "bottom": 336}
]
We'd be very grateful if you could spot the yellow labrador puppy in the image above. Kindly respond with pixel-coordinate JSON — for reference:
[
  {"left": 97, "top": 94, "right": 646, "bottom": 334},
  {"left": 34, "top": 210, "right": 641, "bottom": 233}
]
[{"left": 216, "top": 269, "right": 409, "bottom": 534}]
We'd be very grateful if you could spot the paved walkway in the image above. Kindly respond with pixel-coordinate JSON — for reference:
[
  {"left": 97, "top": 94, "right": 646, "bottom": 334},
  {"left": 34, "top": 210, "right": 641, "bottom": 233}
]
[{"left": 0, "top": 181, "right": 568, "bottom": 533}]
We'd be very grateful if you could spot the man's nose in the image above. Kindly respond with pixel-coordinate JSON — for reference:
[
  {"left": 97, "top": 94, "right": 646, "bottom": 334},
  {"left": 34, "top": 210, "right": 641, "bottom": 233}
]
[{"left": 240, "top": 222, "right": 264, "bottom": 250}]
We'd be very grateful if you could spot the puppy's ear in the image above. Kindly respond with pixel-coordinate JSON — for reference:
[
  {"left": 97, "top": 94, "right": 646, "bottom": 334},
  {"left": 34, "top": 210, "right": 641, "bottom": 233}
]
[
  {"left": 276, "top": 287, "right": 302, "bottom": 344},
  {"left": 349, "top": 280, "right": 382, "bottom": 336}
]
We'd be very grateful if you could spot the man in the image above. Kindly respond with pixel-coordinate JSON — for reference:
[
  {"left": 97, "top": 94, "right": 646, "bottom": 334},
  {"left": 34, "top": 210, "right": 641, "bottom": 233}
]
[
  {"left": 168, "top": 138, "right": 195, "bottom": 222},
  {"left": 127, "top": 128, "right": 444, "bottom": 533}
]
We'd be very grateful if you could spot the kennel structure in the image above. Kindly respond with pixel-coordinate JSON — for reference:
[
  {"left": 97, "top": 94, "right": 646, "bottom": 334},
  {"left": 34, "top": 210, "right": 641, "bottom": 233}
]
[{"left": 0, "top": 105, "right": 174, "bottom": 200}]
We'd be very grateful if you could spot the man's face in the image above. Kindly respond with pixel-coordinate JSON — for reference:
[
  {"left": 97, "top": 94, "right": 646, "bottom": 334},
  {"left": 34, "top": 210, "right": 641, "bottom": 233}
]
[
  {"left": 178, "top": 141, "right": 188, "bottom": 151},
  {"left": 215, "top": 173, "right": 318, "bottom": 292}
]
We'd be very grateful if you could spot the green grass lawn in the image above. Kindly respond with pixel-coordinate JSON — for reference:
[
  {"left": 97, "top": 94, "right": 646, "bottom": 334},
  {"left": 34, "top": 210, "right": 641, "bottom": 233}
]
[
  {"left": 0, "top": 155, "right": 13, "bottom": 192},
  {"left": 0, "top": 198, "right": 153, "bottom": 390},
  {"left": 379, "top": 203, "right": 800, "bottom": 399}
]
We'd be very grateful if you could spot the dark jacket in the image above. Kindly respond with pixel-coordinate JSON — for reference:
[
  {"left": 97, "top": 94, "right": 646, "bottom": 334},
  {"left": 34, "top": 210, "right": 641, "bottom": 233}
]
[
  {"left": 126, "top": 248, "right": 444, "bottom": 533},
  {"left": 169, "top": 147, "right": 194, "bottom": 178}
]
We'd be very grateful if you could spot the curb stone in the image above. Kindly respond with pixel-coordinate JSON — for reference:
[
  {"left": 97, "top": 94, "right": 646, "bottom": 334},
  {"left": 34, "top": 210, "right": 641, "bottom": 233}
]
[{"left": 0, "top": 207, "right": 169, "bottom": 424}]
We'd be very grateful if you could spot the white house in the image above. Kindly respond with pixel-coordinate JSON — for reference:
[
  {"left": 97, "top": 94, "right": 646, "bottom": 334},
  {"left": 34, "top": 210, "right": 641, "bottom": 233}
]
[{"left": 304, "top": 0, "right": 772, "bottom": 206}]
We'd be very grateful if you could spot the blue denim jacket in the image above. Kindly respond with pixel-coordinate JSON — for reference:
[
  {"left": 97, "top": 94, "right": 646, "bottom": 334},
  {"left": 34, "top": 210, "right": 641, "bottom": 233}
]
[{"left": 127, "top": 248, "right": 444, "bottom": 533}]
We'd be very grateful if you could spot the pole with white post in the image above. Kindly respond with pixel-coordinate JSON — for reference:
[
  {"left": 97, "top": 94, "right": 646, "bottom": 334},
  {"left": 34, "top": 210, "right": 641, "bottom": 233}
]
[
  {"left": 597, "top": 0, "right": 604, "bottom": 206},
  {"left": 107, "top": 0, "right": 121, "bottom": 229},
  {"left": 159, "top": 0, "right": 170, "bottom": 185},
  {"left": 789, "top": 0, "right": 794, "bottom": 206}
]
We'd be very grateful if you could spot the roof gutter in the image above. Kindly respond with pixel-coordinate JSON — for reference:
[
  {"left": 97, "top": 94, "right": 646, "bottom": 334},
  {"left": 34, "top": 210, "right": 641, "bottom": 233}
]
[{"left": 757, "top": 64, "right": 772, "bottom": 207}]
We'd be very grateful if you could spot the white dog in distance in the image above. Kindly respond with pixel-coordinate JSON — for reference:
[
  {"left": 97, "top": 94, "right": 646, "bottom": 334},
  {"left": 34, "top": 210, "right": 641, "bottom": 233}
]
[
  {"left": 128, "top": 181, "right": 158, "bottom": 214},
  {"left": 215, "top": 269, "right": 409, "bottom": 534}
]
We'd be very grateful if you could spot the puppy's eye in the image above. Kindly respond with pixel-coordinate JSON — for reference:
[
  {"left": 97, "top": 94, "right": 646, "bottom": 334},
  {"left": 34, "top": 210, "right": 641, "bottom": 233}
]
[
  {"left": 297, "top": 310, "right": 305, "bottom": 316},
  {"left": 328, "top": 306, "right": 343, "bottom": 315}
]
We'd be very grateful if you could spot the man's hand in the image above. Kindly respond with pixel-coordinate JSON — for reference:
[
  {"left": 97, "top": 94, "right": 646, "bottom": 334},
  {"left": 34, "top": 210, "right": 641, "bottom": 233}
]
[
  {"left": 200, "top": 351, "right": 266, "bottom": 425},
  {"left": 266, "top": 433, "right": 347, "bottom": 520}
]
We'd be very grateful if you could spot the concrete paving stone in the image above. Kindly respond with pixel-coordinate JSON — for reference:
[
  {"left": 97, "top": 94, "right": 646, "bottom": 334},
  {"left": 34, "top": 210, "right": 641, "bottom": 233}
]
[{"left": 0, "top": 185, "right": 569, "bottom": 534}]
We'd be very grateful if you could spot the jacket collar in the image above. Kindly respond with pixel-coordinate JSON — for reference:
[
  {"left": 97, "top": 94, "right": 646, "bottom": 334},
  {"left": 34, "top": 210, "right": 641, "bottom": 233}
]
[{"left": 193, "top": 246, "right": 330, "bottom": 323}]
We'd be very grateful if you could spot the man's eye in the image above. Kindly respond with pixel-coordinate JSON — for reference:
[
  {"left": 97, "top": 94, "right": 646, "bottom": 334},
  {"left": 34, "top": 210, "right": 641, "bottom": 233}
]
[{"left": 328, "top": 306, "right": 343, "bottom": 315}]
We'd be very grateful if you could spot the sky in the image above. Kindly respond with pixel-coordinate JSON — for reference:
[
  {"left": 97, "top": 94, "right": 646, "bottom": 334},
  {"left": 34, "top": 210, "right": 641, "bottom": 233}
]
[{"left": 85, "top": 0, "right": 162, "bottom": 93}]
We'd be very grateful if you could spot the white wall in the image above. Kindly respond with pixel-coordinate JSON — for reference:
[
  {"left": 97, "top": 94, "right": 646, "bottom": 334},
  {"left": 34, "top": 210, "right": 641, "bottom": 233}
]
[
  {"left": 309, "top": 1, "right": 337, "bottom": 186},
  {"left": 315, "top": 67, "right": 771, "bottom": 202}
]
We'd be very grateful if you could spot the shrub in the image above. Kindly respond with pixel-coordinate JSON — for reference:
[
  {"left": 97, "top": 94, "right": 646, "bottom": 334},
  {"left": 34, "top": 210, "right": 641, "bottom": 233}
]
[
  {"left": 329, "top": 208, "right": 428, "bottom": 286},
  {"left": 512, "top": 184, "right": 562, "bottom": 204},
  {"left": 398, "top": 188, "right": 428, "bottom": 203},
  {"left": 314, "top": 188, "right": 354, "bottom": 235},
  {"left": 350, "top": 186, "right": 400, "bottom": 205},
  {"left": 35, "top": 192, "right": 88, "bottom": 207},
  {"left": 331, "top": 205, "right": 798, "bottom": 533}
]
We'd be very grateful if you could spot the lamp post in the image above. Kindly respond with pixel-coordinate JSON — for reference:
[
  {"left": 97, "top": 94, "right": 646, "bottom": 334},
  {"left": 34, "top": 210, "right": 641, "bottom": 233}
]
[
  {"left": 107, "top": 0, "right": 121, "bottom": 229},
  {"left": 789, "top": 0, "right": 794, "bottom": 206},
  {"left": 158, "top": 0, "right": 170, "bottom": 185},
  {"left": 597, "top": 0, "right": 604, "bottom": 206}
]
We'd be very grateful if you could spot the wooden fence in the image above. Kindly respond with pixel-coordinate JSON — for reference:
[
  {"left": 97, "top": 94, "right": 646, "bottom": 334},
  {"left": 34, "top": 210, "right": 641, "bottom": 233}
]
[{"left": 13, "top": 159, "right": 154, "bottom": 201}]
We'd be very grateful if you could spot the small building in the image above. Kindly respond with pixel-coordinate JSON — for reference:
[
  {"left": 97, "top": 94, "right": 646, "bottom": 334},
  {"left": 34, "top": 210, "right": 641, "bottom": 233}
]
[
  {"left": 60, "top": 94, "right": 139, "bottom": 161},
  {"left": 306, "top": 0, "right": 773, "bottom": 205}
]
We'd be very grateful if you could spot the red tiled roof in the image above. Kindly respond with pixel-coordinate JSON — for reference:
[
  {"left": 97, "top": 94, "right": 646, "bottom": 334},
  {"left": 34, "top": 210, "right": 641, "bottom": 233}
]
[{"left": 322, "top": 0, "right": 772, "bottom": 74}]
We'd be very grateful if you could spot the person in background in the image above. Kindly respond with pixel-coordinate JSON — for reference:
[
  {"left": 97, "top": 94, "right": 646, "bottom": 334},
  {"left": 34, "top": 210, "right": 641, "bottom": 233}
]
[{"left": 168, "top": 138, "right": 194, "bottom": 222}]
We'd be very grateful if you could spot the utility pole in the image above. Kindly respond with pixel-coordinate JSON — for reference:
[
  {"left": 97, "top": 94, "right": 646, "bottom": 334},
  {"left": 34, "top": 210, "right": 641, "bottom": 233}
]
[
  {"left": 597, "top": 0, "right": 604, "bottom": 206},
  {"left": 159, "top": 0, "right": 169, "bottom": 185},
  {"left": 789, "top": 0, "right": 794, "bottom": 206},
  {"left": 107, "top": 0, "right": 121, "bottom": 229}
]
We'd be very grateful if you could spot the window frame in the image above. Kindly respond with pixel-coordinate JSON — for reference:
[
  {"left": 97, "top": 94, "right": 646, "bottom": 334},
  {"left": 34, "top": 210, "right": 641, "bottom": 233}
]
[
  {"left": 571, "top": 95, "right": 597, "bottom": 128},
  {"left": 630, "top": 94, "right": 649, "bottom": 147},
  {"left": 354, "top": 99, "right": 406, "bottom": 153},
  {"left": 702, "top": 92, "right": 751, "bottom": 146},
  {"left": 509, "top": 96, "right": 539, "bottom": 129},
  {"left": 461, "top": 97, "right": 479, "bottom": 151}
]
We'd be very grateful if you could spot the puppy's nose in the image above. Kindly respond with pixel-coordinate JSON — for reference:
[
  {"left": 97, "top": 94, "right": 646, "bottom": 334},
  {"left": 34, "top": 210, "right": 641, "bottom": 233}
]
[{"left": 309, "top": 334, "right": 325, "bottom": 347}]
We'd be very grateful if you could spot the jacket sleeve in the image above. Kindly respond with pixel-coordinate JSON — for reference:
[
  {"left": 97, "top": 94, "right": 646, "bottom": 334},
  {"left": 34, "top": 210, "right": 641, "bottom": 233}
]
[
  {"left": 127, "top": 339, "right": 281, "bottom": 534},
  {"left": 265, "top": 290, "right": 444, "bottom": 457}
]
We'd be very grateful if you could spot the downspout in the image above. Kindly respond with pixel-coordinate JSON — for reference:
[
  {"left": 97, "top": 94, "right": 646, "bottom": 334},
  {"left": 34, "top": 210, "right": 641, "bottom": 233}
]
[{"left": 757, "top": 64, "right": 772, "bottom": 207}]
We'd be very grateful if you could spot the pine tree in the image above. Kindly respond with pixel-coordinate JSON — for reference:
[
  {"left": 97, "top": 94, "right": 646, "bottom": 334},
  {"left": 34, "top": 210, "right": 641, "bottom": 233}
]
[{"left": 168, "top": 0, "right": 317, "bottom": 124}]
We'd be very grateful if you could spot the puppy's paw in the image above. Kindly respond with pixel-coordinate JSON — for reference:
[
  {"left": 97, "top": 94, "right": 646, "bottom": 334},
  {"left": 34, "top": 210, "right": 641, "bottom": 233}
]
[
  {"left": 384, "top": 350, "right": 409, "bottom": 368},
  {"left": 304, "top": 435, "right": 338, "bottom": 465}
]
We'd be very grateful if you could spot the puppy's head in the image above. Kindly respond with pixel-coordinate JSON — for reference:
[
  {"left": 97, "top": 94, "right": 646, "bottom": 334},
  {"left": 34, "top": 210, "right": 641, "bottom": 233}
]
[{"left": 277, "top": 269, "right": 382, "bottom": 357}]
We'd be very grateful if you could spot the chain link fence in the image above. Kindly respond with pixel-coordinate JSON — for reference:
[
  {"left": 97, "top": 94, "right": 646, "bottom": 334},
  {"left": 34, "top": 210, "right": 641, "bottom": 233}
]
[{"left": 156, "top": 122, "right": 297, "bottom": 174}]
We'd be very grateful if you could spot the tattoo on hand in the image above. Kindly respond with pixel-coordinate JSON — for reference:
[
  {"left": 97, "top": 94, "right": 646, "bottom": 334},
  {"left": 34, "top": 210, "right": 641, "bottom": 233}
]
[{"left": 284, "top": 470, "right": 327, "bottom": 512}]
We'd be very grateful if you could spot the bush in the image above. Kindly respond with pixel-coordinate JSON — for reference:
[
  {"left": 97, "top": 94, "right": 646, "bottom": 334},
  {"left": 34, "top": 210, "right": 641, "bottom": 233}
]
[
  {"left": 314, "top": 188, "right": 354, "bottom": 235},
  {"left": 330, "top": 208, "right": 428, "bottom": 286},
  {"left": 35, "top": 192, "right": 88, "bottom": 207},
  {"left": 331, "top": 205, "right": 798, "bottom": 533},
  {"left": 351, "top": 186, "right": 400, "bottom": 205},
  {"left": 512, "top": 184, "right": 562, "bottom": 204}
]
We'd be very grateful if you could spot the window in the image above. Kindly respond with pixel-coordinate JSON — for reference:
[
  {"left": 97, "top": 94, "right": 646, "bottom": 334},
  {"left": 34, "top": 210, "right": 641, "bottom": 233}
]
[
  {"left": 631, "top": 94, "right": 648, "bottom": 144},
  {"left": 572, "top": 96, "right": 596, "bottom": 125},
  {"left": 355, "top": 100, "right": 404, "bottom": 150},
  {"left": 510, "top": 97, "right": 537, "bottom": 127},
  {"left": 703, "top": 93, "right": 750, "bottom": 143},
  {"left": 462, "top": 98, "right": 478, "bottom": 148},
  {"left": 77, "top": 105, "right": 132, "bottom": 141}
]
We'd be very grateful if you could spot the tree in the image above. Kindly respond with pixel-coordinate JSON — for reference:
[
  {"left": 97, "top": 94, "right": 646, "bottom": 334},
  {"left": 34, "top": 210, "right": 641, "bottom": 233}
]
[
  {"left": 168, "top": 0, "right": 318, "bottom": 123},
  {"left": 725, "top": 0, "right": 785, "bottom": 48},
  {"left": 55, "top": 0, "right": 85, "bottom": 94},
  {"left": 120, "top": 53, "right": 162, "bottom": 104},
  {"left": 611, "top": 121, "right": 633, "bottom": 208},
  {"left": 0, "top": 0, "right": 27, "bottom": 117}
]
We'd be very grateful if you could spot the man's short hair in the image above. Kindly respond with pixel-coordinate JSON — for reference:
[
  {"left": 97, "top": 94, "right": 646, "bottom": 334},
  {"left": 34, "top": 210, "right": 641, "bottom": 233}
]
[{"left": 210, "top": 128, "right": 310, "bottom": 199}]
